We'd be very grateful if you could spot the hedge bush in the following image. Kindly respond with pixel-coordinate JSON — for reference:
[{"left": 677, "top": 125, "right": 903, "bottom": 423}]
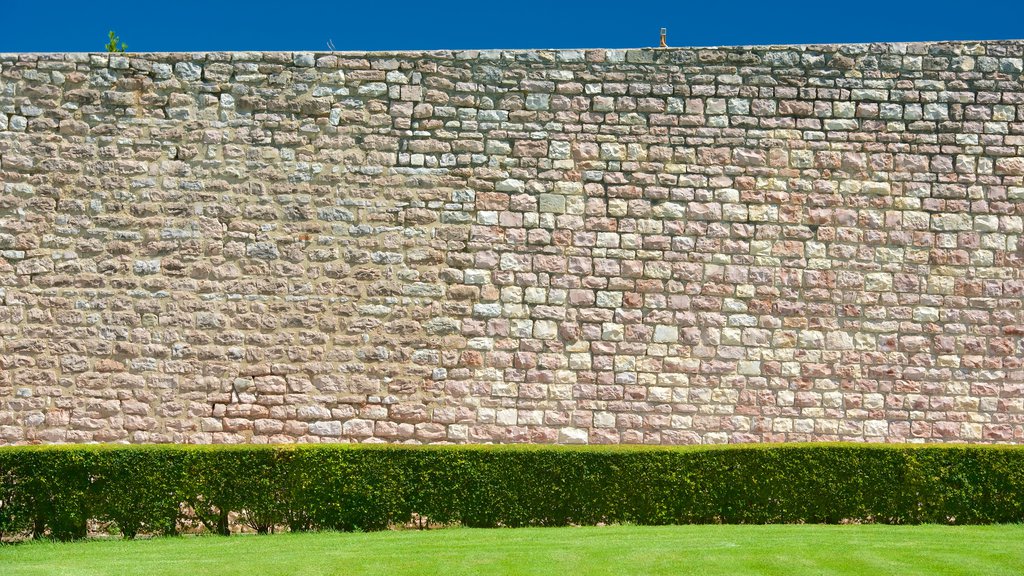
[{"left": 1, "top": 443, "right": 1023, "bottom": 540}]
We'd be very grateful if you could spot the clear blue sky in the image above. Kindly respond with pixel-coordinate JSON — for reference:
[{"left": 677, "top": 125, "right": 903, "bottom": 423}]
[{"left": 3, "top": 0, "right": 1024, "bottom": 53}]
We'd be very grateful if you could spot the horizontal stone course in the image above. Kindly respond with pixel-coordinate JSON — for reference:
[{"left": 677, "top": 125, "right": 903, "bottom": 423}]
[{"left": 1, "top": 41, "right": 1023, "bottom": 445}]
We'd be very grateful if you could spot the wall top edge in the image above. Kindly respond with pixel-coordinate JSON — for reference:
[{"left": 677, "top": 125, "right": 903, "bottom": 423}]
[{"left": 2, "top": 38, "right": 1024, "bottom": 60}]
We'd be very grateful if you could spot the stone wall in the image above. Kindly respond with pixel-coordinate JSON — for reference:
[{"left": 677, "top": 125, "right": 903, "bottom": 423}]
[{"left": 1, "top": 41, "right": 1023, "bottom": 446}]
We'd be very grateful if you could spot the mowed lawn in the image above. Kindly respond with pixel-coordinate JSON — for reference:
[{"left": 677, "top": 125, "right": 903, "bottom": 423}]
[{"left": 2, "top": 524, "right": 1023, "bottom": 576}]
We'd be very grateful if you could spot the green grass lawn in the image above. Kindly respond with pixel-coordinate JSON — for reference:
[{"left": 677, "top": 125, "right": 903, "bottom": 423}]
[{"left": 2, "top": 524, "right": 1022, "bottom": 576}]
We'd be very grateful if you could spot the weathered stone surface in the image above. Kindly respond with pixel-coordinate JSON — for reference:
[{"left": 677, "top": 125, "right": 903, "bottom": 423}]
[
  {"left": 995, "top": 157, "right": 1024, "bottom": 175},
  {"left": 1, "top": 42, "right": 1023, "bottom": 447},
  {"left": 173, "top": 61, "right": 202, "bottom": 80}
]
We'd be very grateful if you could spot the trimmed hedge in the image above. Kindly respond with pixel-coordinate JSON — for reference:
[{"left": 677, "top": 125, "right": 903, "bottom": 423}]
[{"left": 1, "top": 443, "right": 1023, "bottom": 540}]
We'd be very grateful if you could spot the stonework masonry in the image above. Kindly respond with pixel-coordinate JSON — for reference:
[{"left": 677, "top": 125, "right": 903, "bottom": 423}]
[{"left": 1, "top": 41, "right": 1024, "bottom": 446}]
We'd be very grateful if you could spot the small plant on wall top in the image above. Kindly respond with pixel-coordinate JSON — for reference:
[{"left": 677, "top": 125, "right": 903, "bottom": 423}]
[{"left": 105, "top": 30, "right": 127, "bottom": 53}]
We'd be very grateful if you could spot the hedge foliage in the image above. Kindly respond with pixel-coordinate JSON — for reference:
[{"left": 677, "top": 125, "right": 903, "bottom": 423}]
[{"left": 1, "top": 443, "right": 1023, "bottom": 540}]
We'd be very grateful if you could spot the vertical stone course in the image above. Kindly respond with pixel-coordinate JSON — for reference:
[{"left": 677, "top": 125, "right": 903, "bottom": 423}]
[{"left": 1, "top": 41, "right": 1023, "bottom": 445}]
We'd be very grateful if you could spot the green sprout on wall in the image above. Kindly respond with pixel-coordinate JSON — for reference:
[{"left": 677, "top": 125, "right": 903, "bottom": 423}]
[{"left": 105, "top": 31, "right": 127, "bottom": 53}]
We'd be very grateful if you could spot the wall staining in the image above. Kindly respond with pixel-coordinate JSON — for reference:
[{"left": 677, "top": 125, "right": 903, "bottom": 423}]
[{"left": 1, "top": 41, "right": 1023, "bottom": 446}]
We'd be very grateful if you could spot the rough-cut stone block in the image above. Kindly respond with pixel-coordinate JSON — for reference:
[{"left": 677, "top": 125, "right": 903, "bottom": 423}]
[
  {"left": 995, "top": 158, "right": 1024, "bottom": 175},
  {"left": 653, "top": 325, "right": 679, "bottom": 343},
  {"left": 513, "top": 140, "right": 548, "bottom": 157},
  {"left": 539, "top": 194, "right": 566, "bottom": 214}
]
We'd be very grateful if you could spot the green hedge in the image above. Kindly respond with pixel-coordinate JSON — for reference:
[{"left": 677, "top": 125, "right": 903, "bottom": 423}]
[{"left": 1, "top": 444, "right": 1023, "bottom": 540}]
